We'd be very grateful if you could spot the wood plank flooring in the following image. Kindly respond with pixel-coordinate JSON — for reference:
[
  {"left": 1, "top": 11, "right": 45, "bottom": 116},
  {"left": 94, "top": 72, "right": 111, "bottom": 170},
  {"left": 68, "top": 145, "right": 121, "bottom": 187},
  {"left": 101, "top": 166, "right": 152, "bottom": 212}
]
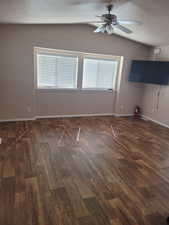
[{"left": 0, "top": 116, "right": 169, "bottom": 225}]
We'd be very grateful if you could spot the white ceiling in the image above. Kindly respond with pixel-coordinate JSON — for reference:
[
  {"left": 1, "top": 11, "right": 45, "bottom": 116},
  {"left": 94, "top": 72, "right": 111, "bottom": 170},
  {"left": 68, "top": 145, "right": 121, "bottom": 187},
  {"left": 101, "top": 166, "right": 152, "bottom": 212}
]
[{"left": 0, "top": 0, "right": 169, "bottom": 46}]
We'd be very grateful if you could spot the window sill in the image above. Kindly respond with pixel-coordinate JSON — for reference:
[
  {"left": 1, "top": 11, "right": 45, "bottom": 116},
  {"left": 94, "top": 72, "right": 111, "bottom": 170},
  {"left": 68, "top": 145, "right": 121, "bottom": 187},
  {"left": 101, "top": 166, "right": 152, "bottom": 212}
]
[
  {"left": 36, "top": 87, "right": 114, "bottom": 92},
  {"left": 37, "top": 87, "right": 78, "bottom": 90},
  {"left": 80, "top": 88, "right": 113, "bottom": 92}
]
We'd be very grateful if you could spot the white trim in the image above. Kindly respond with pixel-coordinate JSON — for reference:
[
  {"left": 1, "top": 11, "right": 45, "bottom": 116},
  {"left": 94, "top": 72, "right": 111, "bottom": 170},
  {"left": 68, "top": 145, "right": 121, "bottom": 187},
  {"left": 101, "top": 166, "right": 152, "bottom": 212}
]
[
  {"left": 37, "top": 113, "right": 134, "bottom": 119},
  {"left": 1, "top": 114, "right": 169, "bottom": 130},
  {"left": 36, "top": 113, "right": 115, "bottom": 119},
  {"left": 142, "top": 115, "right": 169, "bottom": 129},
  {"left": 0, "top": 117, "right": 36, "bottom": 122},
  {"left": 34, "top": 47, "right": 121, "bottom": 60},
  {"left": 36, "top": 87, "right": 79, "bottom": 90},
  {"left": 34, "top": 47, "right": 122, "bottom": 91},
  {"left": 0, "top": 113, "right": 134, "bottom": 122},
  {"left": 80, "top": 88, "right": 113, "bottom": 92},
  {"left": 36, "top": 87, "right": 113, "bottom": 92},
  {"left": 114, "top": 113, "right": 133, "bottom": 117},
  {"left": 0, "top": 114, "right": 114, "bottom": 122}
]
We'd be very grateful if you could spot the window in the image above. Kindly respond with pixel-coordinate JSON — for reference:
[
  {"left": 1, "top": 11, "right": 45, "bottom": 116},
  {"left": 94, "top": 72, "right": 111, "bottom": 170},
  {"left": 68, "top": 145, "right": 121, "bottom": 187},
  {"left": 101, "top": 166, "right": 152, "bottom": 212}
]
[
  {"left": 82, "top": 57, "right": 118, "bottom": 90},
  {"left": 37, "top": 53, "right": 78, "bottom": 88},
  {"left": 35, "top": 47, "right": 121, "bottom": 90}
]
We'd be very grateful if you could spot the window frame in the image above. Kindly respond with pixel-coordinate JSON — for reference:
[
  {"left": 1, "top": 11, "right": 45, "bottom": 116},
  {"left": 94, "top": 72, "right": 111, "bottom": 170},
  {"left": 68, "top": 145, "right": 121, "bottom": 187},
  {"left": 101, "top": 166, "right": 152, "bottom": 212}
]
[
  {"left": 34, "top": 47, "right": 122, "bottom": 92},
  {"left": 82, "top": 55, "right": 119, "bottom": 91},
  {"left": 35, "top": 48, "right": 79, "bottom": 90}
]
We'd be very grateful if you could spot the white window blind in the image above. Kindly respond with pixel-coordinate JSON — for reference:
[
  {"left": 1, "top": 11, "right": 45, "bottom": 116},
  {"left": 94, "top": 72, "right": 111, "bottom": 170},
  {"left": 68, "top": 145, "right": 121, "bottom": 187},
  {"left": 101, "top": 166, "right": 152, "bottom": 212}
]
[
  {"left": 82, "top": 57, "right": 118, "bottom": 90},
  {"left": 37, "top": 53, "right": 78, "bottom": 88}
]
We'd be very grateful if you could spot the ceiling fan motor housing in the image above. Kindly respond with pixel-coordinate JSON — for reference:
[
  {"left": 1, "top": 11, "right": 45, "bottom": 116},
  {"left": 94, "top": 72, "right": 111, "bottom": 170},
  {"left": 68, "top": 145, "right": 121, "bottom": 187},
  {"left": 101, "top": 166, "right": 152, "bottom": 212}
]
[
  {"left": 94, "top": 2, "right": 138, "bottom": 34},
  {"left": 102, "top": 14, "right": 117, "bottom": 24}
]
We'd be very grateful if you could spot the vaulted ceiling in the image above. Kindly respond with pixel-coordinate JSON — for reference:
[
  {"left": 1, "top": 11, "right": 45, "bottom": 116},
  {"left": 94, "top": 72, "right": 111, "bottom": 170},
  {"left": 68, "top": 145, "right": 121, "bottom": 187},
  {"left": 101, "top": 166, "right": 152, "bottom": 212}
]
[{"left": 0, "top": 0, "right": 169, "bottom": 46}]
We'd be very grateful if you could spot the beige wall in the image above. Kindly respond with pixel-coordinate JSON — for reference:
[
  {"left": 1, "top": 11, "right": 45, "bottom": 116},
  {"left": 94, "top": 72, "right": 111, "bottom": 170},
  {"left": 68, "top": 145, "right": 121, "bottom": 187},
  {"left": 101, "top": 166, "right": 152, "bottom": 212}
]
[
  {"left": 0, "top": 24, "right": 151, "bottom": 120},
  {"left": 142, "top": 46, "right": 169, "bottom": 126}
]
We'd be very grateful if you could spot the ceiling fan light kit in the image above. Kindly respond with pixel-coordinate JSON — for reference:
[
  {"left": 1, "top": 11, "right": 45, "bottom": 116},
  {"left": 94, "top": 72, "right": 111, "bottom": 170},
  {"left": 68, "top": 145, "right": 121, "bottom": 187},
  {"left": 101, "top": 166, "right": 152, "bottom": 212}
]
[
  {"left": 94, "top": 24, "right": 112, "bottom": 34},
  {"left": 94, "top": 23, "right": 114, "bottom": 34},
  {"left": 106, "top": 24, "right": 114, "bottom": 34}
]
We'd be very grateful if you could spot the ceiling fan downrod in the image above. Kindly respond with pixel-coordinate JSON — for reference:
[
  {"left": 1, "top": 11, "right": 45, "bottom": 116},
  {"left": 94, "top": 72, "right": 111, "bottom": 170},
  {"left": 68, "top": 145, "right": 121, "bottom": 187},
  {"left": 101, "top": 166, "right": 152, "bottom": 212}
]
[{"left": 107, "top": 4, "right": 113, "bottom": 14}]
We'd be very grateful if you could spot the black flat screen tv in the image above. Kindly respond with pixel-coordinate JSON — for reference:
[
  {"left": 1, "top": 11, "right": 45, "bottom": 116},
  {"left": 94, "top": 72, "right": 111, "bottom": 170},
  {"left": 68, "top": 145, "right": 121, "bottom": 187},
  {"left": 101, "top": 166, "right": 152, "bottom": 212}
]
[{"left": 129, "top": 60, "right": 169, "bottom": 85}]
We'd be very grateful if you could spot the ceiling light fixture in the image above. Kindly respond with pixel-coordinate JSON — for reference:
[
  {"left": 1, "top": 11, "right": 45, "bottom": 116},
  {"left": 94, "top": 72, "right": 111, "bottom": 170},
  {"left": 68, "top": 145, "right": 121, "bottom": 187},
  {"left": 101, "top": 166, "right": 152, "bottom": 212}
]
[
  {"left": 92, "top": 3, "right": 142, "bottom": 35},
  {"left": 94, "top": 23, "right": 114, "bottom": 34}
]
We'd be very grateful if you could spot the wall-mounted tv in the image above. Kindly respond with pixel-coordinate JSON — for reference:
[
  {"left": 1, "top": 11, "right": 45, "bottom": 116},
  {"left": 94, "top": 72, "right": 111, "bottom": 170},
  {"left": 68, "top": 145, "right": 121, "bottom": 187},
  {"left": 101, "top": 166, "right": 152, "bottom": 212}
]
[{"left": 129, "top": 60, "right": 169, "bottom": 85}]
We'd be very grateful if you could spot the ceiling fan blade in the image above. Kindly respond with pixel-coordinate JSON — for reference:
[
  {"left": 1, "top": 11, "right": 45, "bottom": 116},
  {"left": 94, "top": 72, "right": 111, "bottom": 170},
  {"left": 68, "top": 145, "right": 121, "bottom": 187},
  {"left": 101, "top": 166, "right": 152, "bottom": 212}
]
[
  {"left": 75, "top": 21, "right": 104, "bottom": 24},
  {"left": 70, "top": 0, "right": 109, "bottom": 10},
  {"left": 118, "top": 20, "right": 142, "bottom": 25},
  {"left": 71, "top": 0, "right": 131, "bottom": 6},
  {"left": 115, "top": 24, "right": 132, "bottom": 34},
  {"left": 71, "top": 0, "right": 114, "bottom": 5},
  {"left": 94, "top": 27, "right": 102, "bottom": 33},
  {"left": 94, "top": 24, "right": 106, "bottom": 33}
]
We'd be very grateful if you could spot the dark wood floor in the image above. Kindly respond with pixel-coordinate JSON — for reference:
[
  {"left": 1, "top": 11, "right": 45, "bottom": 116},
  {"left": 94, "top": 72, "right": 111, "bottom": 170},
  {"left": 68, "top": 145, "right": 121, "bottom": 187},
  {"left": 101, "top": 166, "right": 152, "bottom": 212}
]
[{"left": 1, "top": 116, "right": 169, "bottom": 225}]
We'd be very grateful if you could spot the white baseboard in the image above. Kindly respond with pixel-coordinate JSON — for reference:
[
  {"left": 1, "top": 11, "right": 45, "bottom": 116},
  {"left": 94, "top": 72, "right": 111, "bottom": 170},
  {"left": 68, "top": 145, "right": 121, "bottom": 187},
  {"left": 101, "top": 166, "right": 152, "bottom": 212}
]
[
  {"left": 36, "top": 113, "right": 134, "bottom": 119},
  {"left": 114, "top": 113, "right": 133, "bottom": 117},
  {"left": 36, "top": 113, "right": 115, "bottom": 119},
  {"left": 0, "top": 114, "right": 114, "bottom": 122},
  {"left": 0, "top": 113, "right": 134, "bottom": 122},
  {"left": 1, "top": 114, "right": 168, "bottom": 130},
  {"left": 142, "top": 115, "right": 169, "bottom": 129},
  {"left": 0, "top": 117, "right": 36, "bottom": 122}
]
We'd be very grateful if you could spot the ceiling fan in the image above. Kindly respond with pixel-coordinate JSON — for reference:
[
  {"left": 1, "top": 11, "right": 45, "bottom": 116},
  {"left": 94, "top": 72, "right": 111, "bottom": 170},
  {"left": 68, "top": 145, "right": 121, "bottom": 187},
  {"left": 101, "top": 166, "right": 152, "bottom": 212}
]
[{"left": 91, "top": 3, "right": 142, "bottom": 34}]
